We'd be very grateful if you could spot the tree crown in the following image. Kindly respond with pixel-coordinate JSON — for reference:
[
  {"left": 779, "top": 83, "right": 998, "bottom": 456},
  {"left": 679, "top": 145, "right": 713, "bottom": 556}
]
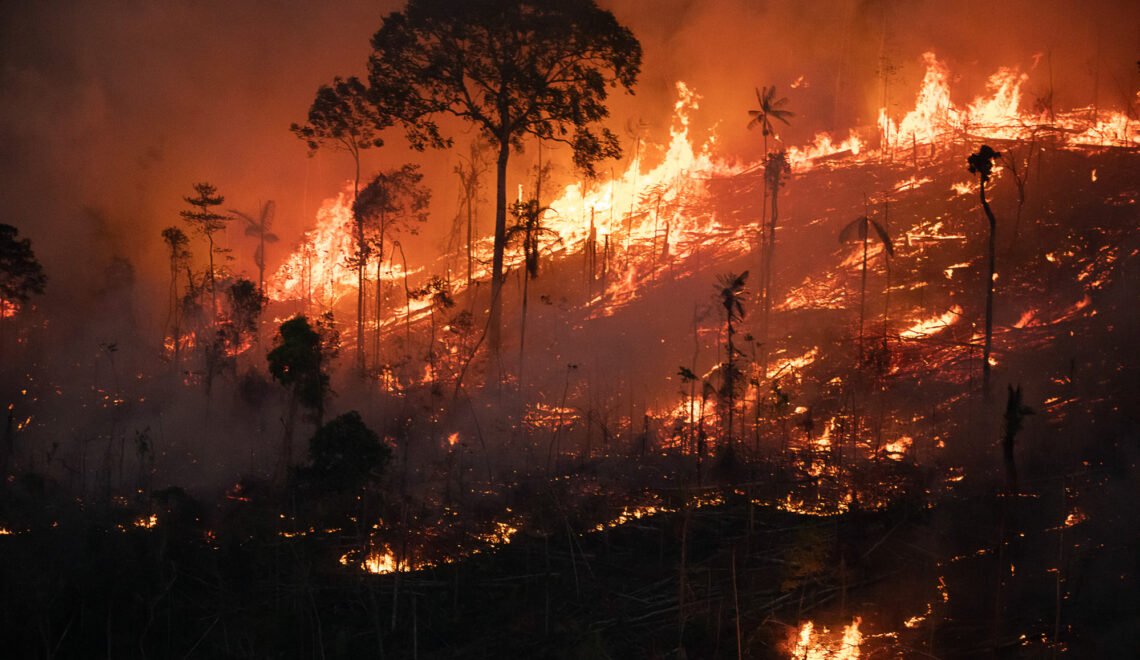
[
  {"left": 0, "top": 223, "right": 47, "bottom": 305},
  {"left": 291, "top": 76, "right": 388, "bottom": 157},
  {"left": 368, "top": 0, "right": 641, "bottom": 176}
]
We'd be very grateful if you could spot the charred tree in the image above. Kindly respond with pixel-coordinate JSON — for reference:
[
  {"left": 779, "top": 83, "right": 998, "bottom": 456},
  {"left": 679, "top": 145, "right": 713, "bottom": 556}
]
[
  {"left": 716, "top": 271, "right": 749, "bottom": 451},
  {"left": 1001, "top": 384, "right": 1034, "bottom": 491},
  {"left": 968, "top": 144, "right": 1001, "bottom": 393},
  {"left": 838, "top": 214, "right": 893, "bottom": 362}
]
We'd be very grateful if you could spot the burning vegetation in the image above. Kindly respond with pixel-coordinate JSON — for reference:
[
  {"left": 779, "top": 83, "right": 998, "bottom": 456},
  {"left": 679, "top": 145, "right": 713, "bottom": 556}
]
[{"left": 1, "top": 0, "right": 1139, "bottom": 658}]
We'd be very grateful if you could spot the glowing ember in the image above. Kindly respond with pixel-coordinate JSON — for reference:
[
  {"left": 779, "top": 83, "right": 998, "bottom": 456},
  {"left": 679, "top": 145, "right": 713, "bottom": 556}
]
[{"left": 134, "top": 514, "right": 158, "bottom": 529}]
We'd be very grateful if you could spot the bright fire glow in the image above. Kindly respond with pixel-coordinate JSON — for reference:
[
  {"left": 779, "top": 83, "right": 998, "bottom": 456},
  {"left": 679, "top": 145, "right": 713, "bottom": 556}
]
[
  {"left": 899, "top": 305, "right": 962, "bottom": 339},
  {"left": 791, "top": 617, "right": 862, "bottom": 660}
]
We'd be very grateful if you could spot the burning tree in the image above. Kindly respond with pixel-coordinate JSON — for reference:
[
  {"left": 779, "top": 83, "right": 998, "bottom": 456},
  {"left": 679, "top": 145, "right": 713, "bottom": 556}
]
[
  {"left": 179, "top": 182, "right": 230, "bottom": 321},
  {"left": 967, "top": 144, "right": 1001, "bottom": 392},
  {"left": 366, "top": 0, "right": 642, "bottom": 357},
  {"left": 0, "top": 223, "right": 46, "bottom": 360},
  {"left": 291, "top": 77, "right": 389, "bottom": 373}
]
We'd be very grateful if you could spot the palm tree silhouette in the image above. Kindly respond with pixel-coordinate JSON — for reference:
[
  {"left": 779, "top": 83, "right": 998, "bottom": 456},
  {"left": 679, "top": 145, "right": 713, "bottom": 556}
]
[
  {"left": 748, "top": 87, "right": 794, "bottom": 363},
  {"left": 230, "top": 201, "right": 278, "bottom": 296},
  {"left": 967, "top": 144, "right": 1000, "bottom": 393},
  {"left": 839, "top": 214, "right": 894, "bottom": 360},
  {"left": 747, "top": 86, "right": 794, "bottom": 155},
  {"left": 716, "top": 271, "right": 749, "bottom": 449}
]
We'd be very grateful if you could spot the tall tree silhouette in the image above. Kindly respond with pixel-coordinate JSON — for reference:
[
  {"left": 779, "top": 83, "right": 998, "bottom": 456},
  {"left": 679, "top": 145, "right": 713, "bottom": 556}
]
[
  {"left": 353, "top": 164, "right": 431, "bottom": 371},
  {"left": 1001, "top": 385, "right": 1034, "bottom": 490},
  {"left": 161, "top": 226, "right": 191, "bottom": 369},
  {"left": 716, "top": 271, "right": 749, "bottom": 449},
  {"left": 180, "top": 183, "right": 230, "bottom": 322},
  {"left": 452, "top": 139, "right": 490, "bottom": 289},
  {"left": 747, "top": 86, "right": 793, "bottom": 306},
  {"left": 229, "top": 201, "right": 278, "bottom": 296},
  {"left": 0, "top": 223, "right": 46, "bottom": 361},
  {"left": 268, "top": 314, "right": 339, "bottom": 473},
  {"left": 759, "top": 151, "right": 791, "bottom": 366},
  {"left": 838, "top": 214, "right": 894, "bottom": 360},
  {"left": 967, "top": 144, "right": 1000, "bottom": 392},
  {"left": 508, "top": 197, "right": 560, "bottom": 379},
  {"left": 292, "top": 77, "right": 389, "bottom": 372},
  {"left": 747, "top": 86, "right": 793, "bottom": 157},
  {"left": 367, "top": 0, "right": 641, "bottom": 358}
]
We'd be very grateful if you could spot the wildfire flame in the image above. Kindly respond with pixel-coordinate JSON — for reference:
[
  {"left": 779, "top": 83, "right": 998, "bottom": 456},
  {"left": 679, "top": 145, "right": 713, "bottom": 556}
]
[
  {"left": 269, "top": 52, "right": 1136, "bottom": 355},
  {"left": 791, "top": 617, "right": 862, "bottom": 660}
]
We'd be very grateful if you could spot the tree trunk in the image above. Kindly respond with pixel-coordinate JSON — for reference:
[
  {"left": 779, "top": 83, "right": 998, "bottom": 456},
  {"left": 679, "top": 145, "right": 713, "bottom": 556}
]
[
  {"left": 354, "top": 154, "right": 365, "bottom": 374},
  {"left": 489, "top": 140, "right": 510, "bottom": 358},
  {"left": 981, "top": 184, "right": 996, "bottom": 393},
  {"left": 763, "top": 175, "right": 779, "bottom": 363},
  {"left": 859, "top": 228, "right": 868, "bottom": 361},
  {"left": 207, "top": 233, "right": 217, "bottom": 322}
]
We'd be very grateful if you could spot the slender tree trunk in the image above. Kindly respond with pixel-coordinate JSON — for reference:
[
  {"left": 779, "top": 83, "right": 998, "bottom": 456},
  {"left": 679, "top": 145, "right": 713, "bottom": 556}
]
[
  {"left": 489, "top": 140, "right": 510, "bottom": 358},
  {"left": 763, "top": 173, "right": 780, "bottom": 363},
  {"left": 354, "top": 154, "right": 365, "bottom": 374},
  {"left": 207, "top": 234, "right": 217, "bottom": 322},
  {"left": 758, "top": 134, "right": 769, "bottom": 370},
  {"left": 726, "top": 318, "right": 735, "bottom": 450},
  {"left": 258, "top": 229, "right": 266, "bottom": 295},
  {"left": 859, "top": 230, "right": 868, "bottom": 361},
  {"left": 171, "top": 257, "right": 181, "bottom": 371},
  {"left": 981, "top": 184, "right": 996, "bottom": 393},
  {"left": 466, "top": 183, "right": 475, "bottom": 290}
]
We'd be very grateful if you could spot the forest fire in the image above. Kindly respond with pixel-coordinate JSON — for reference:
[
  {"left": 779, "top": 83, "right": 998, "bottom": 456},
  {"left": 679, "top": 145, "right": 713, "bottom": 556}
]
[
  {"left": 790, "top": 618, "right": 863, "bottom": 660},
  {"left": 1, "top": 1, "right": 1137, "bottom": 658}
]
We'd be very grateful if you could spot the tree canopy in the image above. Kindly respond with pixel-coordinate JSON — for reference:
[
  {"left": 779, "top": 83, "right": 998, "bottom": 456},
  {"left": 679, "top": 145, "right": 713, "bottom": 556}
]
[
  {"left": 302, "top": 411, "right": 391, "bottom": 493},
  {"left": 0, "top": 223, "right": 47, "bottom": 309},
  {"left": 290, "top": 77, "right": 387, "bottom": 161},
  {"left": 366, "top": 0, "right": 641, "bottom": 354},
  {"left": 268, "top": 315, "right": 335, "bottom": 424}
]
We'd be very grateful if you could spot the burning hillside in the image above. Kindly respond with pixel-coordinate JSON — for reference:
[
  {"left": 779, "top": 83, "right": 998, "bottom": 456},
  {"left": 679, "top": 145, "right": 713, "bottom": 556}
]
[{"left": 1, "top": 1, "right": 1138, "bottom": 658}]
